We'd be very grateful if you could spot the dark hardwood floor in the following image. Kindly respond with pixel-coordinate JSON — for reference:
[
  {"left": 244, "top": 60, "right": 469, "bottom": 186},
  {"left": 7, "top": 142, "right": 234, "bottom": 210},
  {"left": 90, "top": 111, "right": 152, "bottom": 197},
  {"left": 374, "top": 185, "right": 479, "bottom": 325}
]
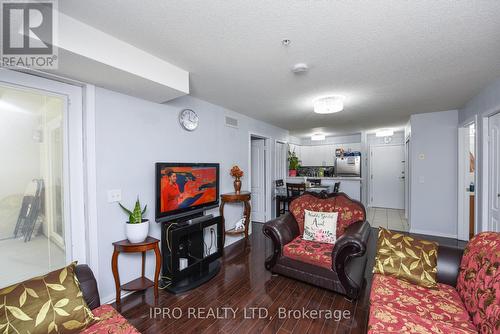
[{"left": 115, "top": 223, "right": 465, "bottom": 334}]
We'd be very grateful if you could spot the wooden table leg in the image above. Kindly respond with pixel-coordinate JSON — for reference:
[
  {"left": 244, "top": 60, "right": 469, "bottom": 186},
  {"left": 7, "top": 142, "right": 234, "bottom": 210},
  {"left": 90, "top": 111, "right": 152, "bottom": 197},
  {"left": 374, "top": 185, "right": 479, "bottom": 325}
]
[
  {"left": 141, "top": 251, "right": 146, "bottom": 278},
  {"left": 153, "top": 244, "right": 161, "bottom": 302},
  {"left": 243, "top": 200, "right": 251, "bottom": 240},
  {"left": 219, "top": 201, "right": 226, "bottom": 246},
  {"left": 111, "top": 249, "right": 121, "bottom": 304}
]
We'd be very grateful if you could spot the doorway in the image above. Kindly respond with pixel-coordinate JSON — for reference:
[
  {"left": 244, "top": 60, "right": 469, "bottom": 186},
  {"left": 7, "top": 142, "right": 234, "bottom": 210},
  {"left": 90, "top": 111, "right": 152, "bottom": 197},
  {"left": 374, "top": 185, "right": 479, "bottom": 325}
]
[
  {"left": 458, "top": 122, "right": 476, "bottom": 240},
  {"left": 250, "top": 136, "right": 266, "bottom": 222},
  {"left": 0, "top": 70, "right": 85, "bottom": 287},
  {"left": 370, "top": 144, "right": 405, "bottom": 210},
  {"left": 488, "top": 113, "right": 500, "bottom": 232}
]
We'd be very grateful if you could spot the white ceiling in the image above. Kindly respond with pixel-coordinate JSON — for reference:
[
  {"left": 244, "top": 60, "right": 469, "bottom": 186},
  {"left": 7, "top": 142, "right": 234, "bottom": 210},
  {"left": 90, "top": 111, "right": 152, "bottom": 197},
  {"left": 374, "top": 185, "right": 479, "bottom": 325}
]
[{"left": 59, "top": 0, "right": 500, "bottom": 138}]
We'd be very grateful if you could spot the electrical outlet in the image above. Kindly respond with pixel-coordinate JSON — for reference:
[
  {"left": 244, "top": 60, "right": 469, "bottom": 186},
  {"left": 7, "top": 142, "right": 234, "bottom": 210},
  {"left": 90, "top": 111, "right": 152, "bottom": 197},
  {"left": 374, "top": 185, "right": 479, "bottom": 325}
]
[{"left": 107, "top": 189, "right": 122, "bottom": 203}]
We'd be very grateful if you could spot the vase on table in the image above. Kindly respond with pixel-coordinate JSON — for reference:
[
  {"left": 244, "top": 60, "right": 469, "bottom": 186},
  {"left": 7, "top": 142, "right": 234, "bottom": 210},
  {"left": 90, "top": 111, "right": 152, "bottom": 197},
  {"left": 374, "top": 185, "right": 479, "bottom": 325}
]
[{"left": 234, "top": 177, "right": 242, "bottom": 194}]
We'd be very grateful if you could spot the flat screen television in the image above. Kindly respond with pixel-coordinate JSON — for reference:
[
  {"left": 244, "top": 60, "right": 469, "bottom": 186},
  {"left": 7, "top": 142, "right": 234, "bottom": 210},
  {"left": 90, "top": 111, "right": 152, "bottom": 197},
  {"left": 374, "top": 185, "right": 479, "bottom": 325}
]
[{"left": 155, "top": 163, "right": 220, "bottom": 222}]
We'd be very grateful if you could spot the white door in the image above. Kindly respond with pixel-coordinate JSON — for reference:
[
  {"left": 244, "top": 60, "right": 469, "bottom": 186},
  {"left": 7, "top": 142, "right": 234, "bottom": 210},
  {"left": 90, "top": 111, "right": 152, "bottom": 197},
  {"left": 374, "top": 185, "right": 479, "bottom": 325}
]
[
  {"left": 251, "top": 139, "right": 266, "bottom": 222},
  {"left": 371, "top": 145, "right": 405, "bottom": 209},
  {"left": 489, "top": 113, "right": 500, "bottom": 231}
]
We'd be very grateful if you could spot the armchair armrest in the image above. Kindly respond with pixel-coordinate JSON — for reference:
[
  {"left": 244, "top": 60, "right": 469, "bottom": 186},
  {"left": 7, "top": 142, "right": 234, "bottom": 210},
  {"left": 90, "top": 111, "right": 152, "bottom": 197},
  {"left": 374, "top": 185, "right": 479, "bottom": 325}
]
[
  {"left": 331, "top": 220, "right": 371, "bottom": 299},
  {"left": 436, "top": 245, "right": 464, "bottom": 287},
  {"left": 262, "top": 213, "right": 300, "bottom": 270},
  {"left": 75, "top": 264, "right": 100, "bottom": 310}
]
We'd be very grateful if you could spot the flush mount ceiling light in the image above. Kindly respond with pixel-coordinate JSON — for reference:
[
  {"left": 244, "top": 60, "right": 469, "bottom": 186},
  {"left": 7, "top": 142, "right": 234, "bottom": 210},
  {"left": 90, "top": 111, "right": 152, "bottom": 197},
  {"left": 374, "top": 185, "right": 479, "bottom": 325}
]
[
  {"left": 375, "top": 129, "right": 394, "bottom": 137},
  {"left": 311, "top": 133, "right": 326, "bottom": 141},
  {"left": 281, "top": 39, "right": 291, "bottom": 46},
  {"left": 291, "top": 63, "right": 309, "bottom": 74},
  {"left": 313, "top": 96, "right": 344, "bottom": 114}
]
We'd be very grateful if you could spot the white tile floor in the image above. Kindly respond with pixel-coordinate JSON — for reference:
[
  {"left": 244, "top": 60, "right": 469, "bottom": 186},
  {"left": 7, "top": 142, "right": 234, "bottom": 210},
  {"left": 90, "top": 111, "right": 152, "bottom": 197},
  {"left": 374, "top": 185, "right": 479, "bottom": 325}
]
[
  {"left": 0, "top": 235, "right": 65, "bottom": 288},
  {"left": 367, "top": 207, "right": 409, "bottom": 232}
]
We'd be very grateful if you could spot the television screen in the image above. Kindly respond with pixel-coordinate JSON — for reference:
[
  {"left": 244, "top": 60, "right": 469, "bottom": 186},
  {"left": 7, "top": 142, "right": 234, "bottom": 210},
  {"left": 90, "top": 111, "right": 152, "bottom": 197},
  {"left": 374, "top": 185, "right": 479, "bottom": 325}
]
[{"left": 155, "top": 163, "right": 219, "bottom": 221}]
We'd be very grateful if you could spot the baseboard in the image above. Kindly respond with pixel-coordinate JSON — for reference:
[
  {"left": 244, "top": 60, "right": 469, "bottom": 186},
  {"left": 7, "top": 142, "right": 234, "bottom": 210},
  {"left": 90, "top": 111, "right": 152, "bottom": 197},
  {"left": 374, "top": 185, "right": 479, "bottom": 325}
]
[
  {"left": 409, "top": 228, "right": 457, "bottom": 240},
  {"left": 101, "top": 290, "right": 134, "bottom": 305}
]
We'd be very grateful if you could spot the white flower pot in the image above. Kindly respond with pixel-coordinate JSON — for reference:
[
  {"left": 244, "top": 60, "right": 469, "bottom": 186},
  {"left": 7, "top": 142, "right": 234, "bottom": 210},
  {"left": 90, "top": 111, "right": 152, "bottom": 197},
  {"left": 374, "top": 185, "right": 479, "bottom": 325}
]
[{"left": 125, "top": 219, "right": 149, "bottom": 243}]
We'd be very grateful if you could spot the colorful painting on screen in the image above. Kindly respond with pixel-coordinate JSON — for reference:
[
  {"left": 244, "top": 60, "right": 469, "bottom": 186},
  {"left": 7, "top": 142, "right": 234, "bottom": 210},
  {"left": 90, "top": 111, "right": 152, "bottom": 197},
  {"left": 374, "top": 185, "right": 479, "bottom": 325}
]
[{"left": 160, "top": 166, "right": 217, "bottom": 213}]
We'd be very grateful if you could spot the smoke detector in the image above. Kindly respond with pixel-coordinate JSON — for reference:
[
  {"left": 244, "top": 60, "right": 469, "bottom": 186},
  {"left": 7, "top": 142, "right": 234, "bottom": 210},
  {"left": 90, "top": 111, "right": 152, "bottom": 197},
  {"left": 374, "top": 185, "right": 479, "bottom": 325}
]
[
  {"left": 291, "top": 63, "right": 309, "bottom": 74},
  {"left": 281, "top": 39, "right": 291, "bottom": 46}
]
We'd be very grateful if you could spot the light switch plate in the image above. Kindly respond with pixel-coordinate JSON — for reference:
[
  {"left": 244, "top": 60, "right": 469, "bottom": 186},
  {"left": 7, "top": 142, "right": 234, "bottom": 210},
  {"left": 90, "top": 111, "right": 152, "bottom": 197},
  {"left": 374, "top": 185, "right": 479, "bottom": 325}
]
[
  {"left": 418, "top": 153, "right": 425, "bottom": 160},
  {"left": 418, "top": 176, "right": 425, "bottom": 184},
  {"left": 107, "top": 189, "right": 122, "bottom": 203}
]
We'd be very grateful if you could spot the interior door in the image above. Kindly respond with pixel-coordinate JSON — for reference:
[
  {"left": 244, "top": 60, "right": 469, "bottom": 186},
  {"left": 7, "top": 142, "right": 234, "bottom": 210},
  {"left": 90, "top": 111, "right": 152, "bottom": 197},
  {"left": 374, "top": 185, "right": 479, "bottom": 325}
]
[
  {"left": 371, "top": 145, "right": 405, "bottom": 209},
  {"left": 489, "top": 113, "right": 500, "bottom": 231},
  {"left": 251, "top": 139, "right": 266, "bottom": 222}
]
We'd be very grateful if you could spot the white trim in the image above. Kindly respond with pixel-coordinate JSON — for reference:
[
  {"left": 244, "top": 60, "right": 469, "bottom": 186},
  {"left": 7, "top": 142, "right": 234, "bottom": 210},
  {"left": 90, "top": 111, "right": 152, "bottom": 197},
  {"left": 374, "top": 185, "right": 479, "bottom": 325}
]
[
  {"left": 457, "top": 127, "right": 468, "bottom": 241},
  {"left": 101, "top": 291, "right": 134, "bottom": 305},
  {"left": 482, "top": 116, "right": 490, "bottom": 233},
  {"left": 409, "top": 228, "right": 458, "bottom": 239},
  {"left": 83, "top": 85, "right": 99, "bottom": 279}
]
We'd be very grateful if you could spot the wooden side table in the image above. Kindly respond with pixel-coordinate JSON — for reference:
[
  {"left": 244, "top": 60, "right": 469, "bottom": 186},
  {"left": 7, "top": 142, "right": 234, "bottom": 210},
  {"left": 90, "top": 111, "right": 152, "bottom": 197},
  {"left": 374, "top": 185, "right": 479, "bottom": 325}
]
[
  {"left": 219, "top": 191, "right": 251, "bottom": 246},
  {"left": 111, "top": 236, "right": 161, "bottom": 304}
]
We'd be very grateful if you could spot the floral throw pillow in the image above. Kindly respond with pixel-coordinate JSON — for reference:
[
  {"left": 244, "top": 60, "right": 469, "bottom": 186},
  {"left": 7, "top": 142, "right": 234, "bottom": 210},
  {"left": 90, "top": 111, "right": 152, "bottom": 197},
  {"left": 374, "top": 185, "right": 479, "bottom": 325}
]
[
  {"left": 0, "top": 262, "right": 96, "bottom": 334},
  {"left": 373, "top": 227, "right": 439, "bottom": 288},
  {"left": 302, "top": 209, "right": 338, "bottom": 244}
]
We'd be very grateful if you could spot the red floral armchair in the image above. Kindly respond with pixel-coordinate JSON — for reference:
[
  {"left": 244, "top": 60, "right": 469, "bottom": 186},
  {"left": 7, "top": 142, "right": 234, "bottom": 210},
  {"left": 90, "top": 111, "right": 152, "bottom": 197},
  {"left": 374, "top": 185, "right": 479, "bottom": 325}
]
[{"left": 263, "top": 192, "right": 370, "bottom": 299}]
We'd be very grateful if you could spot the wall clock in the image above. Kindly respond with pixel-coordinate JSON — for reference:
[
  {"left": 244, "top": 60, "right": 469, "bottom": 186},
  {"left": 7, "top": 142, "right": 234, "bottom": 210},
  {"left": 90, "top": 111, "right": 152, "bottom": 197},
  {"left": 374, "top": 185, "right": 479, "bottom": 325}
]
[{"left": 179, "top": 109, "right": 199, "bottom": 131}]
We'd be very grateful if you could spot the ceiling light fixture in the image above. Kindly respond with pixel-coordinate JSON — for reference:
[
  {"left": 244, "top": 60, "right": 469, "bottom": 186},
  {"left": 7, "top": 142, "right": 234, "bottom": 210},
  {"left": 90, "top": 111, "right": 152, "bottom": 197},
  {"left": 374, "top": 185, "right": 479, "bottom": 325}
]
[
  {"left": 375, "top": 129, "right": 394, "bottom": 137},
  {"left": 291, "top": 63, "right": 309, "bottom": 73},
  {"left": 281, "top": 39, "right": 291, "bottom": 46},
  {"left": 311, "top": 133, "right": 326, "bottom": 141},
  {"left": 313, "top": 96, "right": 344, "bottom": 114}
]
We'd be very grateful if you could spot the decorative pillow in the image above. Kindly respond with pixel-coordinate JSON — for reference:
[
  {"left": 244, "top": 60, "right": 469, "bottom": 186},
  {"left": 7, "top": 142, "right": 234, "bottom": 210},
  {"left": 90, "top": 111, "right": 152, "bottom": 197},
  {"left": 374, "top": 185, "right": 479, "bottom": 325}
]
[
  {"left": 0, "top": 262, "right": 96, "bottom": 334},
  {"left": 302, "top": 209, "right": 338, "bottom": 244},
  {"left": 373, "top": 227, "right": 438, "bottom": 288}
]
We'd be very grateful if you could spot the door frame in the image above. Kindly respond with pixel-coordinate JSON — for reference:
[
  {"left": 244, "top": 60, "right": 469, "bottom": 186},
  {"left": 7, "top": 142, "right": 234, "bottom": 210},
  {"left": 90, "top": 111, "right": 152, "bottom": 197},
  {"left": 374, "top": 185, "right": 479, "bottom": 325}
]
[
  {"left": 369, "top": 143, "right": 405, "bottom": 208},
  {"left": 248, "top": 132, "right": 272, "bottom": 224},
  {"left": 0, "top": 69, "right": 99, "bottom": 278},
  {"left": 483, "top": 111, "right": 500, "bottom": 232},
  {"left": 457, "top": 119, "right": 478, "bottom": 241}
]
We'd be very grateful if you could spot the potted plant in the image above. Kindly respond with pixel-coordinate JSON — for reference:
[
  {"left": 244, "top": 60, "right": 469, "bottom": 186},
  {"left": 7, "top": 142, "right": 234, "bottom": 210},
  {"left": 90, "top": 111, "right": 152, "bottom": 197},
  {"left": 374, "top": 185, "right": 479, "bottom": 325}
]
[
  {"left": 288, "top": 149, "right": 300, "bottom": 177},
  {"left": 230, "top": 165, "right": 244, "bottom": 194},
  {"left": 119, "top": 197, "right": 149, "bottom": 243}
]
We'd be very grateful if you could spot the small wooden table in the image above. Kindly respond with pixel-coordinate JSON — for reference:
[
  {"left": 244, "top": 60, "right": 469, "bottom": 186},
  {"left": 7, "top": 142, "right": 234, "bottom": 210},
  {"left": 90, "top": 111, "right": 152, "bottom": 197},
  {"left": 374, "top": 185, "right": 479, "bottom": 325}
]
[
  {"left": 111, "top": 237, "right": 161, "bottom": 304},
  {"left": 219, "top": 191, "right": 251, "bottom": 245}
]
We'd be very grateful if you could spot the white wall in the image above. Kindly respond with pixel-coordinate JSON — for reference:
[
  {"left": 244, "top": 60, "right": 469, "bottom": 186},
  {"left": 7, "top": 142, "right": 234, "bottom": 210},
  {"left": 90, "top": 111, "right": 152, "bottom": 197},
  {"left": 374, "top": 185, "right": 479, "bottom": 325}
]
[
  {"left": 93, "top": 88, "right": 289, "bottom": 302},
  {"left": 409, "top": 110, "right": 459, "bottom": 238},
  {"left": 459, "top": 77, "right": 500, "bottom": 233}
]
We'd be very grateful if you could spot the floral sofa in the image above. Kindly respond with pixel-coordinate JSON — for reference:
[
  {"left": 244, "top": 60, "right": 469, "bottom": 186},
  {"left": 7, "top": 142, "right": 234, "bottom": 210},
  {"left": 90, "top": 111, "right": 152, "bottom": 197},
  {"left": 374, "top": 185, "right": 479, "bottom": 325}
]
[
  {"left": 368, "top": 232, "right": 500, "bottom": 334},
  {"left": 76, "top": 265, "right": 140, "bottom": 334},
  {"left": 263, "top": 192, "right": 370, "bottom": 299}
]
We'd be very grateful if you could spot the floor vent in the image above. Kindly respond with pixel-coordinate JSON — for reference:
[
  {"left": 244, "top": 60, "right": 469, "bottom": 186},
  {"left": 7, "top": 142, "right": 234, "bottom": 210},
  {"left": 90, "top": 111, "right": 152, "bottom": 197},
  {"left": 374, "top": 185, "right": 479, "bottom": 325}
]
[{"left": 225, "top": 116, "right": 239, "bottom": 128}]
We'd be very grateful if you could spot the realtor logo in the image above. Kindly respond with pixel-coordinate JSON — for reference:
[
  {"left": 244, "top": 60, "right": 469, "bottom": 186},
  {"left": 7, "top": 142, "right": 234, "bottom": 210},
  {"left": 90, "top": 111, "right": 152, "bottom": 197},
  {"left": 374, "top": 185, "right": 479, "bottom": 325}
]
[{"left": 1, "top": 0, "right": 58, "bottom": 69}]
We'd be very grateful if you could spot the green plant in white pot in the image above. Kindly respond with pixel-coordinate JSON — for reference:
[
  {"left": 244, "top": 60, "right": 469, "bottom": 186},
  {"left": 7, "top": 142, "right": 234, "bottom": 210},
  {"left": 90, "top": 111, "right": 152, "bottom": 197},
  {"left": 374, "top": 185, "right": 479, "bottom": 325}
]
[{"left": 119, "top": 197, "right": 149, "bottom": 243}]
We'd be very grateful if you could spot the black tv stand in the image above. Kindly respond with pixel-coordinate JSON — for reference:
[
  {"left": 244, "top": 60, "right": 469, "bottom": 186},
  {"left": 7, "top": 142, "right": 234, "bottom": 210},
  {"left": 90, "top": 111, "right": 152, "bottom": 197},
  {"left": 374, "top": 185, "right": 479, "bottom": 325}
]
[{"left": 159, "top": 214, "right": 223, "bottom": 294}]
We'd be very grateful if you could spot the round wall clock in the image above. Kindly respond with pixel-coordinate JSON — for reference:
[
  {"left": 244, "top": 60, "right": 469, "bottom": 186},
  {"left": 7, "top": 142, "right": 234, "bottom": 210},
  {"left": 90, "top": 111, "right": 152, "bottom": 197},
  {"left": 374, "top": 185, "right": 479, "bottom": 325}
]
[{"left": 178, "top": 109, "right": 199, "bottom": 131}]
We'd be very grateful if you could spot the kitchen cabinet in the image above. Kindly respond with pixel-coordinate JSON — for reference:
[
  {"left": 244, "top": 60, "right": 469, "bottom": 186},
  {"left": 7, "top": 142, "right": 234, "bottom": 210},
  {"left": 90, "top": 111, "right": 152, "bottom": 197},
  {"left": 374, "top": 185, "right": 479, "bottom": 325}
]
[{"left": 300, "top": 145, "right": 334, "bottom": 166}]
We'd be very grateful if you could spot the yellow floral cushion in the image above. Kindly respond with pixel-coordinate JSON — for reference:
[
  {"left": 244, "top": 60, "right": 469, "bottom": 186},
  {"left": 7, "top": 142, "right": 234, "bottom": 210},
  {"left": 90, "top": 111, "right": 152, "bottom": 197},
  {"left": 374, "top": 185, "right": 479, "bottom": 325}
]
[
  {"left": 373, "top": 227, "right": 438, "bottom": 288},
  {"left": 0, "top": 262, "right": 96, "bottom": 334}
]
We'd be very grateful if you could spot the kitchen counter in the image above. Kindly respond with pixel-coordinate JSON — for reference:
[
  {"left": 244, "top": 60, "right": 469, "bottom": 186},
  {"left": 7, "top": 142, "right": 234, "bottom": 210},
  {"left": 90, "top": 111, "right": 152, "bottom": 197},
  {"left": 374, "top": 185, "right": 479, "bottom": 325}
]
[
  {"left": 286, "top": 176, "right": 362, "bottom": 201},
  {"left": 287, "top": 176, "right": 362, "bottom": 181}
]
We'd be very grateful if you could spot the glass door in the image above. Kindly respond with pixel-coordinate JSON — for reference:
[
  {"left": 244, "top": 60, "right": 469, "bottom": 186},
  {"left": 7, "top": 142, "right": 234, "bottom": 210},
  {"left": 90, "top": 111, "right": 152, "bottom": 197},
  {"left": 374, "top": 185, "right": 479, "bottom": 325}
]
[{"left": 0, "top": 69, "right": 85, "bottom": 288}]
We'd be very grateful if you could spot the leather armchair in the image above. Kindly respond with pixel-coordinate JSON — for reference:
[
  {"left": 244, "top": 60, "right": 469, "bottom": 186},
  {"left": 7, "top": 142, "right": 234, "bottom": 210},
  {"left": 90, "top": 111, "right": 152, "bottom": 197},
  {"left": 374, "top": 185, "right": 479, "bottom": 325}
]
[{"left": 263, "top": 192, "right": 371, "bottom": 299}]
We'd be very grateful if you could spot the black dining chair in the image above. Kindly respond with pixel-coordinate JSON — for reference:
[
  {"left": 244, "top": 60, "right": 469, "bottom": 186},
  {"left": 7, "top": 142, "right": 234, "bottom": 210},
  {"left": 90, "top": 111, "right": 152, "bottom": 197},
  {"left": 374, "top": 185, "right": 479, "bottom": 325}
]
[{"left": 308, "top": 178, "right": 321, "bottom": 186}]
